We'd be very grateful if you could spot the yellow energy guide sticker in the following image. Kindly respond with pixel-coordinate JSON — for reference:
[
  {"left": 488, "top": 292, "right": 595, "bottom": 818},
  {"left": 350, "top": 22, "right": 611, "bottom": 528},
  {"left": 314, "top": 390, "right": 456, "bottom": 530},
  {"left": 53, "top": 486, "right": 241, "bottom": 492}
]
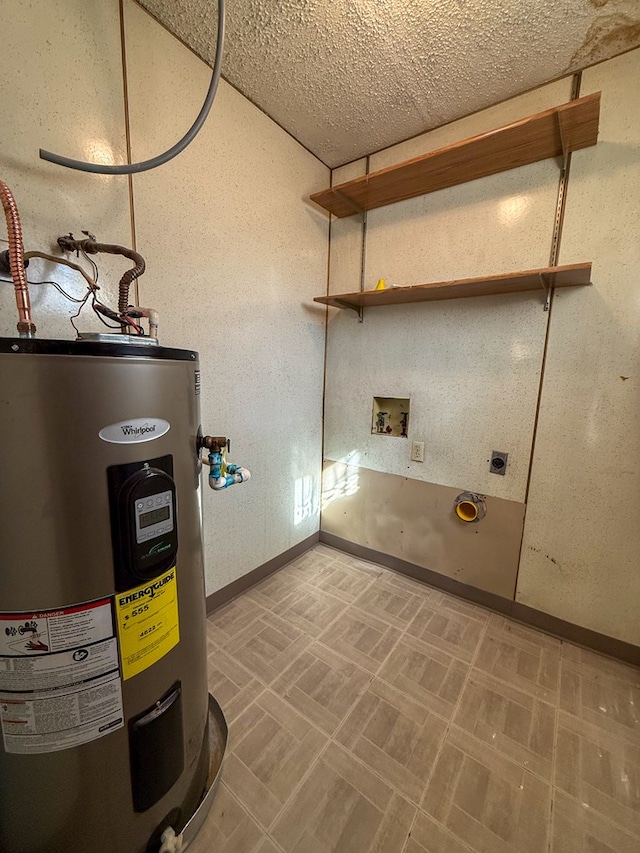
[{"left": 115, "top": 568, "right": 179, "bottom": 680}]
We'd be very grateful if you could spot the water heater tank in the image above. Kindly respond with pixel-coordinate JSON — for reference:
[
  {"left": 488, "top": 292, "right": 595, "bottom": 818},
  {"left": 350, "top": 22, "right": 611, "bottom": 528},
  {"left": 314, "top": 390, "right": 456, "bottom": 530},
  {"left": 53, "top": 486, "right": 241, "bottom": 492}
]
[{"left": 0, "top": 336, "right": 210, "bottom": 853}]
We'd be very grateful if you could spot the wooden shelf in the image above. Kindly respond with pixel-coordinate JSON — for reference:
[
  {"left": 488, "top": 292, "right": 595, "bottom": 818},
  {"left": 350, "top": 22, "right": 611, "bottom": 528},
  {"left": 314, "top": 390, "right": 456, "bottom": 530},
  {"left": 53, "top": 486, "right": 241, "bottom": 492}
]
[
  {"left": 311, "top": 93, "right": 601, "bottom": 218},
  {"left": 314, "top": 263, "right": 592, "bottom": 311}
]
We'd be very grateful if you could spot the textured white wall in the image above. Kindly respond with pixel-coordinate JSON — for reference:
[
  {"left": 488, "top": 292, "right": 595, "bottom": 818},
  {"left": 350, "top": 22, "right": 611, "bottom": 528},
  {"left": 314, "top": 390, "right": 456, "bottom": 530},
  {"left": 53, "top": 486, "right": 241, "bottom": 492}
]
[
  {"left": 122, "top": 1, "right": 329, "bottom": 594},
  {"left": 516, "top": 49, "right": 640, "bottom": 646},
  {"left": 0, "top": 0, "right": 131, "bottom": 339},
  {"left": 0, "top": 0, "right": 329, "bottom": 597},
  {"left": 324, "top": 53, "right": 640, "bottom": 647},
  {"left": 324, "top": 80, "right": 573, "bottom": 504}
]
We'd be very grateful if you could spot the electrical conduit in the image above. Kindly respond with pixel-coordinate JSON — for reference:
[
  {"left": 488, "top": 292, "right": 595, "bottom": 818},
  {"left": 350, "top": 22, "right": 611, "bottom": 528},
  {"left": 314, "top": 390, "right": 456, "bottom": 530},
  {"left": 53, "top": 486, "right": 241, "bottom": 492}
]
[
  {"left": 57, "top": 234, "right": 145, "bottom": 314},
  {"left": 39, "top": 0, "right": 225, "bottom": 176}
]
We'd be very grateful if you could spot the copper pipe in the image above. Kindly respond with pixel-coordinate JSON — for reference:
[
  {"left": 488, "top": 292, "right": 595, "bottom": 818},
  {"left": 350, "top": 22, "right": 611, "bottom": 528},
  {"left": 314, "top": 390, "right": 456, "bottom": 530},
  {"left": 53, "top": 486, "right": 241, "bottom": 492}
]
[{"left": 0, "top": 180, "right": 35, "bottom": 336}]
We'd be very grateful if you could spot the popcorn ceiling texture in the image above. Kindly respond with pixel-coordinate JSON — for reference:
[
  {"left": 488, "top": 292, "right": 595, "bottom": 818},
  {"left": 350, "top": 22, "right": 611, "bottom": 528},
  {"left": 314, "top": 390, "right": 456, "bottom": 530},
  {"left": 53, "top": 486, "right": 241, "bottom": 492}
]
[{"left": 138, "top": 0, "right": 640, "bottom": 167}]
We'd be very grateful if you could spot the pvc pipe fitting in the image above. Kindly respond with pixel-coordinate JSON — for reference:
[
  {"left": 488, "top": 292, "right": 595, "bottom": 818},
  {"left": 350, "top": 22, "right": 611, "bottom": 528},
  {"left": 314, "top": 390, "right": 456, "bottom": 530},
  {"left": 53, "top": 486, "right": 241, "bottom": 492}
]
[
  {"left": 207, "top": 450, "right": 251, "bottom": 491},
  {"left": 454, "top": 492, "right": 486, "bottom": 523}
]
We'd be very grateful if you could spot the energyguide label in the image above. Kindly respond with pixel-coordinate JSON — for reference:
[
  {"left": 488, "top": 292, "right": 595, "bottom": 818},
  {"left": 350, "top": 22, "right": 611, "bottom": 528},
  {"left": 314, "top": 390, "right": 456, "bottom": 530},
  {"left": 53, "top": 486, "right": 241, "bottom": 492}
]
[{"left": 116, "top": 567, "right": 180, "bottom": 680}]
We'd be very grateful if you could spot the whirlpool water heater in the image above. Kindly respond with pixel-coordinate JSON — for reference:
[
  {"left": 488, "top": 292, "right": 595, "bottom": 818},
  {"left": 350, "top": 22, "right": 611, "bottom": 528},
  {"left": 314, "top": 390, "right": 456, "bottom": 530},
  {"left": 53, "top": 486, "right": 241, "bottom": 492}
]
[{"left": 0, "top": 177, "right": 246, "bottom": 851}]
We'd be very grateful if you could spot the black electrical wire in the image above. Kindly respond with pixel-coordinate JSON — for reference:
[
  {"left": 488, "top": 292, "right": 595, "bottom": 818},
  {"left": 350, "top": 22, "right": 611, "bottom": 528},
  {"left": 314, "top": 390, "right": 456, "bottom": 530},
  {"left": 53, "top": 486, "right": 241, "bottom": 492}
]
[
  {"left": 69, "top": 290, "right": 93, "bottom": 335},
  {"left": 39, "top": 0, "right": 225, "bottom": 175},
  {"left": 92, "top": 298, "right": 144, "bottom": 335},
  {"left": 92, "top": 297, "right": 122, "bottom": 329},
  {"left": 0, "top": 276, "right": 88, "bottom": 303},
  {"left": 2, "top": 275, "right": 143, "bottom": 334}
]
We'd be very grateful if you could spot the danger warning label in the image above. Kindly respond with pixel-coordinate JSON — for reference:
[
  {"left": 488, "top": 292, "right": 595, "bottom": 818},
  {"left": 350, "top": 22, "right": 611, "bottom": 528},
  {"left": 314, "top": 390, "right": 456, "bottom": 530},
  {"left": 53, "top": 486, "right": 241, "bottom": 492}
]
[
  {"left": 0, "top": 599, "right": 123, "bottom": 754},
  {"left": 115, "top": 568, "right": 179, "bottom": 680}
]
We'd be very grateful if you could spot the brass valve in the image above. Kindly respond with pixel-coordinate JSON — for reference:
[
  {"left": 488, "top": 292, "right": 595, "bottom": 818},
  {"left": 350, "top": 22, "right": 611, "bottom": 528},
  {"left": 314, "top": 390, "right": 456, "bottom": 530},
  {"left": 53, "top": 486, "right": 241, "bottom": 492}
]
[{"left": 200, "top": 435, "right": 230, "bottom": 454}]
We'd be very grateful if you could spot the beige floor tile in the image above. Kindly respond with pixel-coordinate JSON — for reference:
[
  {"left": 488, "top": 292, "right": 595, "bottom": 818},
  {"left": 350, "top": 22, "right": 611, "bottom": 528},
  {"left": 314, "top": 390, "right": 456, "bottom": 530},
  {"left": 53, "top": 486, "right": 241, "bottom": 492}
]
[
  {"left": 551, "top": 790, "right": 640, "bottom": 853},
  {"left": 300, "top": 553, "right": 337, "bottom": 573},
  {"left": 207, "top": 597, "right": 267, "bottom": 646},
  {"left": 474, "top": 620, "right": 560, "bottom": 702},
  {"left": 352, "top": 577, "right": 425, "bottom": 630},
  {"left": 309, "top": 544, "right": 348, "bottom": 563},
  {"left": 223, "top": 611, "right": 312, "bottom": 683},
  {"left": 375, "top": 570, "right": 441, "bottom": 599},
  {"left": 224, "top": 690, "right": 327, "bottom": 830},
  {"left": 559, "top": 652, "right": 640, "bottom": 745},
  {"left": 187, "top": 783, "right": 267, "bottom": 853},
  {"left": 254, "top": 841, "right": 281, "bottom": 853},
  {"left": 272, "top": 584, "right": 350, "bottom": 637},
  {"left": 487, "top": 613, "right": 560, "bottom": 648},
  {"left": 336, "top": 678, "right": 447, "bottom": 803},
  {"left": 406, "top": 810, "right": 476, "bottom": 853},
  {"left": 421, "top": 726, "right": 551, "bottom": 853},
  {"left": 199, "top": 546, "right": 640, "bottom": 853},
  {"left": 555, "top": 710, "right": 640, "bottom": 838},
  {"left": 270, "top": 742, "right": 415, "bottom": 852},
  {"left": 278, "top": 556, "right": 329, "bottom": 585},
  {"left": 406, "top": 600, "right": 486, "bottom": 664},
  {"left": 243, "top": 570, "right": 306, "bottom": 611},
  {"left": 342, "top": 554, "right": 386, "bottom": 574},
  {"left": 368, "top": 792, "right": 417, "bottom": 853},
  {"left": 378, "top": 634, "right": 469, "bottom": 720},
  {"left": 273, "top": 642, "right": 372, "bottom": 735},
  {"left": 308, "top": 560, "right": 378, "bottom": 604},
  {"left": 441, "top": 594, "right": 491, "bottom": 624},
  {"left": 561, "top": 643, "right": 640, "bottom": 686},
  {"left": 454, "top": 670, "right": 555, "bottom": 780},
  {"left": 207, "top": 648, "right": 264, "bottom": 724},
  {"left": 317, "top": 605, "right": 402, "bottom": 674},
  {"left": 206, "top": 634, "right": 218, "bottom": 658}
]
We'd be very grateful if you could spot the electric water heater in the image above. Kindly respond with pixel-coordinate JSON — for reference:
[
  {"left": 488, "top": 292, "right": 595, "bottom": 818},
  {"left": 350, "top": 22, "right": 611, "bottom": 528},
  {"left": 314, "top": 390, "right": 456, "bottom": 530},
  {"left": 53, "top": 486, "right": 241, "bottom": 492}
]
[{"left": 0, "top": 336, "right": 212, "bottom": 853}]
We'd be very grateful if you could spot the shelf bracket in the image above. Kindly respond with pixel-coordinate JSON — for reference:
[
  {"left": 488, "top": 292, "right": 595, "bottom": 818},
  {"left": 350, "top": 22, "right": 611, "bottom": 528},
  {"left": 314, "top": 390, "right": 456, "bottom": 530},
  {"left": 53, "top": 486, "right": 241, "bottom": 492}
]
[
  {"left": 538, "top": 274, "right": 552, "bottom": 311},
  {"left": 556, "top": 110, "right": 569, "bottom": 157},
  {"left": 333, "top": 299, "right": 362, "bottom": 314},
  {"left": 332, "top": 188, "right": 365, "bottom": 217}
]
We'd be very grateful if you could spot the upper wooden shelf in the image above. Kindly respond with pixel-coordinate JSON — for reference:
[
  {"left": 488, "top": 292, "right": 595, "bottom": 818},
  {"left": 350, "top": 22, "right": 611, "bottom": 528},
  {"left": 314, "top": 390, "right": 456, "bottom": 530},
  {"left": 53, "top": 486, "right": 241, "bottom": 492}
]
[
  {"left": 314, "top": 263, "right": 592, "bottom": 311},
  {"left": 311, "top": 92, "right": 601, "bottom": 218}
]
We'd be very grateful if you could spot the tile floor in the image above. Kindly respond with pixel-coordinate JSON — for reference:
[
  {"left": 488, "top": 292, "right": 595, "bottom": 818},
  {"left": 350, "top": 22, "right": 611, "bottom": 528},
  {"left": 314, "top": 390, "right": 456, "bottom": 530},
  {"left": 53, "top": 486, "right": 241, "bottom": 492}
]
[{"left": 191, "top": 544, "right": 640, "bottom": 853}]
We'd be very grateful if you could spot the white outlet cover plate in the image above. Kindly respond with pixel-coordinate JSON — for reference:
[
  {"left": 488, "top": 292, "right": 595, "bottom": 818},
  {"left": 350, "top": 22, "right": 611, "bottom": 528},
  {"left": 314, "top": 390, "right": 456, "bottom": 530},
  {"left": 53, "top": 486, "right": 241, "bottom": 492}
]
[{"left": 411, "top": 441, "right": 425, "bottom": 462}]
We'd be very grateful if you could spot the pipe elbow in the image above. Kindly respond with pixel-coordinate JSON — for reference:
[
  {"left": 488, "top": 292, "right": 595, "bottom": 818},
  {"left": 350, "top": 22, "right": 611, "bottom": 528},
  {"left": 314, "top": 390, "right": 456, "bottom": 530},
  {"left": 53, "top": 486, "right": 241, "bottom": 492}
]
[
  {"left": 208, "top": 466, "right": 251, "bottom": 491},
  {"left": 227, "top": 465, "right": 251, "bottom": 483},
  {"left": 206, "top": 448, "right": 250, "bottom": 491},
  {"left": 209, "top": 475, "right": 228, "bottom": 490}
]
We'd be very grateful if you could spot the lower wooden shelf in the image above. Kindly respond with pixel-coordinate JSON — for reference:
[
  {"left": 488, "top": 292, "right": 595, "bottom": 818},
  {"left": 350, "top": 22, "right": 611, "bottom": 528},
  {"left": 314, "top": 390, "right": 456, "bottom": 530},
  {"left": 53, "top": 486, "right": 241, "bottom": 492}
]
[{"left": 314, "top": 263, "right": 592, "bottom": 311}]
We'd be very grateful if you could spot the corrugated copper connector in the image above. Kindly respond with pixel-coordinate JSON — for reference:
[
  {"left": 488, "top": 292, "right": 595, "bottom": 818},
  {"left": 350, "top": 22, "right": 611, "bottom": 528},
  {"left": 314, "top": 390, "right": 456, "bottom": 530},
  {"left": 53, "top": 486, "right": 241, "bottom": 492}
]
[{"left": 0, "top": 179, "right": 35, "bottom": 336}]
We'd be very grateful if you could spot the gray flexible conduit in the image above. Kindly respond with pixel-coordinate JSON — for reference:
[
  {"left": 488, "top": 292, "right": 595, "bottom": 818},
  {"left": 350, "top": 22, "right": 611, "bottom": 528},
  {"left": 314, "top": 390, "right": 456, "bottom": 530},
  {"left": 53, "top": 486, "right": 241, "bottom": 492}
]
[{"left": 39, "top": 0, "right": 225, "bottom": 175}]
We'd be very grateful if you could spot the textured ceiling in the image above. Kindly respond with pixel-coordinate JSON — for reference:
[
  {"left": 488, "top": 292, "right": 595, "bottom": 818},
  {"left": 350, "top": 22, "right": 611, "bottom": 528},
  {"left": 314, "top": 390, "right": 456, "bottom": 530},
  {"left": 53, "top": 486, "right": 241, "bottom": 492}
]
[{"left": 138, "top": 0, "right": 640, "bottom": 167}]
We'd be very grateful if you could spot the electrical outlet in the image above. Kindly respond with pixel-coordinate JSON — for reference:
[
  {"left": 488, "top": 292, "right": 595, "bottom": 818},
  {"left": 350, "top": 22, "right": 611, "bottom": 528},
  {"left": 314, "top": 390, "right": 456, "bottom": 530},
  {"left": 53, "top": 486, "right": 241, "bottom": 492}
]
[
  {"left": 490, "top": 450, "right": 508, "bottom": 475},
  {"left": 411, "top": 441, "right": 424, "bottom": 463}
]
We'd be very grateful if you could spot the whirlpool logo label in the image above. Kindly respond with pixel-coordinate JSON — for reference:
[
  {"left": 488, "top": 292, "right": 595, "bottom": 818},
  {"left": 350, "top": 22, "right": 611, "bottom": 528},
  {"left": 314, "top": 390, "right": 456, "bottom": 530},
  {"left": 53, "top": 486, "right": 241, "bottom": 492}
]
[{"left": 98, "top": 417, "right": 170, "bottom": 444}]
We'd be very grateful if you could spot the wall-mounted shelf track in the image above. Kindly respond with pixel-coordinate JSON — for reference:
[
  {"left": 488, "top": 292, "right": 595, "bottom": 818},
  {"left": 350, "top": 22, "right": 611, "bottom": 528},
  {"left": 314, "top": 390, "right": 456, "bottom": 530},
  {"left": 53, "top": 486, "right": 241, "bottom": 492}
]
[
  {"left": 314, "top": 263, "right": 592, "bottom": 312},
  {"left": 310, "top": 92, "right": 601, "bottom": 218}
]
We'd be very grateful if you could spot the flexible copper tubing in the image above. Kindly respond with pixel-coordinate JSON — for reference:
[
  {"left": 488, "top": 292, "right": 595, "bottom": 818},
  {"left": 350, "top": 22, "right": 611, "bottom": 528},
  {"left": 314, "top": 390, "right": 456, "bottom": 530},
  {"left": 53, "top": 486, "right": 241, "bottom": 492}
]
[
  {"left": 0, "top": 179, "right": 35, "bottom": 336},
  {"left": 57, "top": 235, "right": 145, "bottom": 314}
]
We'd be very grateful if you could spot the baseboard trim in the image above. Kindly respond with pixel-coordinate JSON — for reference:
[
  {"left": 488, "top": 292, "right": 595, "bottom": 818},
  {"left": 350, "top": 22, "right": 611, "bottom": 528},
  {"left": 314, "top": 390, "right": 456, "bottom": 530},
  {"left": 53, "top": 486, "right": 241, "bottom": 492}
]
[
  {"left": 320, "top": 531, "right": 640, "bottom": 667},
  {"left": 319, "top": 532, "right": 512, "bottom": 615},
  {"left": 510, "top": 602, "right": 640, "bottom": 666},
  {"left": 205, "top": 532, "right": 319, "bottom": 614}
]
